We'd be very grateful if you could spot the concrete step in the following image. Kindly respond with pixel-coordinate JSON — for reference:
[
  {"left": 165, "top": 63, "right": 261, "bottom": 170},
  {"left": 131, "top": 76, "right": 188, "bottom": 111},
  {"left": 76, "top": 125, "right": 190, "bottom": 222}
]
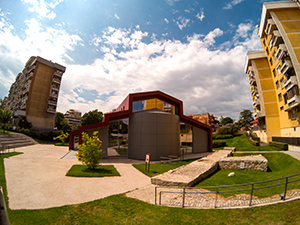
[{"left": 0, "top": 133, "right": 36, "bottom": 149}]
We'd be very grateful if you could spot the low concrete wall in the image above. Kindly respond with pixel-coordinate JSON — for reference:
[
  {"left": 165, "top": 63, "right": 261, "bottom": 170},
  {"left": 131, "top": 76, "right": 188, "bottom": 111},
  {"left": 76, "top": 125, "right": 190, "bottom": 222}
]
[
  {"left": 288, "top": 145, "right": 300, "bottom": 153},
  {"left": 219, "top": 155, "right": 268, "bottom": 172}
]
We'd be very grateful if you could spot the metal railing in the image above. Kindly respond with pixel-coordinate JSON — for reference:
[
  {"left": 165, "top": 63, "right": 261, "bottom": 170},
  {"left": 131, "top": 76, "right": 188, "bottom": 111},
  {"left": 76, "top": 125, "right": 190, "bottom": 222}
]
[
  {"left": 0, "top": 186, "right": 10, "bottom": 225},
  {"left": 155, "top": 173, "right": 300, "bottom": 208}
]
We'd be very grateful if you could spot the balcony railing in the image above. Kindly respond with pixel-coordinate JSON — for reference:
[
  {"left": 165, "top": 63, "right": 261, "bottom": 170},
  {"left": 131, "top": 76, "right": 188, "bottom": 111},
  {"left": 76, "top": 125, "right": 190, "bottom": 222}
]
[
  {"left": 48, "top": 100, "right": 57, "bottom": 106},
  {"left": 280, "top": 60, "right": 293, "bottom": 75},
  {"left": 52, "top": 77, "right": 61, "bottom": 84},
  {"left": 265, "top": 19, "right": 275, "bottom": 35},
  {"left": 47, "top": 106, "right": 56, "bottom": 113},
  {"left": 251, "top": 87, "right": 258, "bottom": 95},
  {"left": 275, "top": 44, "right": 287, "bottom": 61},
  {"left": 283, "top": 76, "right": 298, "bottom": 91},
  {"left": 286, "top": 95, "right": 300, "bottom": 110}
]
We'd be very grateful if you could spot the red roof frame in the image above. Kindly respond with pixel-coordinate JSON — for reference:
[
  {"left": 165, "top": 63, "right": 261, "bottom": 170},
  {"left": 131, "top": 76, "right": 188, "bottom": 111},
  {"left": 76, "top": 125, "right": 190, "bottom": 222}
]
[{"left": 69, "top": 90, "right": 212, "bottom": 151}]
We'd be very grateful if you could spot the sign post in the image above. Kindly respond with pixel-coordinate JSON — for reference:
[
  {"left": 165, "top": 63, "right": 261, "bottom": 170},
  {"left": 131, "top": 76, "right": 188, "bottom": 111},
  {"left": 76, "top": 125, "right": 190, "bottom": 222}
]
[{"left": 145, "top": 154, "right": 150, "bottom": 172}]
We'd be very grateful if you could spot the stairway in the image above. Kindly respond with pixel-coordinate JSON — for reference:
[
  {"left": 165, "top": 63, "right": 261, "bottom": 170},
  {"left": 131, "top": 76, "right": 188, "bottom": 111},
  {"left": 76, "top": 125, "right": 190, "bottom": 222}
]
[{"left": 0, "top": 133, "right": 37, "bottom": 150}]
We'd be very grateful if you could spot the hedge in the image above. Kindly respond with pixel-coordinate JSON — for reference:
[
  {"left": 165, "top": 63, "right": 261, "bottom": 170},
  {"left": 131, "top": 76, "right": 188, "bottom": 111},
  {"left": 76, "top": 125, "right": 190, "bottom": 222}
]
[
  {"left": 269, "top": 141, "right": 288, "bottom": 151},
  {"left": 213, "top": 141, "right": 226, "bottom": 148},
  {"left": 213, "top": 134, "right": 234, "bottom": 140}
]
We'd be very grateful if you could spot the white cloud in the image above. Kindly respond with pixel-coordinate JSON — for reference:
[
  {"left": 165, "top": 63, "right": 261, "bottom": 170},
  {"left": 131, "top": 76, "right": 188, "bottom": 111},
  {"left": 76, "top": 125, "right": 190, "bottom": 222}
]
[
  {"left": 114, "top": 13, "right": 120, "bottom": 20},
  {"left": 176, "top": 17, "right": 190, "bottom": 30},
  {"left": 56, "top": 25, "right": 259, "bottom": 119},
  {"left": 21, "top": 0, "right": 64, "bottom": 19},
  {"left": 164, "top": 18, "right": 169, "bottom": 24},
  {"left": 223, "top": 0, "right": 244, "bottom": 10},
  {"left": 196, "top": 9, "right": 205, "bottom": 22},
  {"left": 0, "top": 9, "right": 260, "bottom": 119},
  {"left": 165, "top": 0, "right": 180, "bottom": 6}
]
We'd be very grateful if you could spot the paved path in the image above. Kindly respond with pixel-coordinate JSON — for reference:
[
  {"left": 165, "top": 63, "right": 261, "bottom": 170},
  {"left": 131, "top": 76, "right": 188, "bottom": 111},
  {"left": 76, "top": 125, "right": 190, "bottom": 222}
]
[{"left": 4, "top": 144, "right": 150, "bottom": 209}]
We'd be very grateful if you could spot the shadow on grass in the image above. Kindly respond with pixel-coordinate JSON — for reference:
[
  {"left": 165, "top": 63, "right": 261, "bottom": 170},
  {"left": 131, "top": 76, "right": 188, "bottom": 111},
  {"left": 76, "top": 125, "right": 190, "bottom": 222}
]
[{"left": 66, "top": 164, "right": 120, "bottom": 177}]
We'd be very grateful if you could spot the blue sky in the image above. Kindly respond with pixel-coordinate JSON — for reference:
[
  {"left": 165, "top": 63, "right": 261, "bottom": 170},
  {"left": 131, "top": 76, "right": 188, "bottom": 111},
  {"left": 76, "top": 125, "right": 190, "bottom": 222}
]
[{"left": 0, "top": 0, "right": 280, "bottom": 119}]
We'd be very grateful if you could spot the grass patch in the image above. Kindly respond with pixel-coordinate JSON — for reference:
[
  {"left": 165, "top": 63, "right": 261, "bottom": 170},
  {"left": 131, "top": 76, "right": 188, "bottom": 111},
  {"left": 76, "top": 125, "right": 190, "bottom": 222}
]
[
  {"left": 195, "top": 153, "right": 300, "bottom": 197},
  {"left": 215, "top": 133, "right": 282, "bottom": 151},
  {"left": 66, "top": 164, "right": 120, "bottom": 177},
  {"left": 133, "top": 159, "right": 195, "bottom": 177},
  {"left": 2, "top": 151, "right": 300, "bottom": 224},
  {"left": 54, "top": 142, "right": 69, "bottom": 146},
  {"left": 8, "top": 194, "right": 300, "bottom": 225},
  {"left": 115, "top": 147, "right": 128, "bottom": 155}
]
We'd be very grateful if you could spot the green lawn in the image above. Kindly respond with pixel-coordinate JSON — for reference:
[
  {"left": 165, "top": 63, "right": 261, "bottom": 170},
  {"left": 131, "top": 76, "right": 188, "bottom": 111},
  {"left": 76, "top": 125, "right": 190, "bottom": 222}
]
[
  {"left": 66, "top": 164, "right": 120, "bottom": 177},
  {"left": 215, "top": 134, "right": 282, "bottom": 151},
  {"left": 115, "top": 147, "right": 128, "bottom": 155},
  {"left": 2, "top": 151, "right": 300, "bottom": 224},
  {"left": 133, "top": 159, "right": 195, "bottom": 177},
  {"left": 195, "top": 153, "right": 300, "bottom": 197},
  {"left": 8, "top": 194, "right": 300, "bottom": 225}
]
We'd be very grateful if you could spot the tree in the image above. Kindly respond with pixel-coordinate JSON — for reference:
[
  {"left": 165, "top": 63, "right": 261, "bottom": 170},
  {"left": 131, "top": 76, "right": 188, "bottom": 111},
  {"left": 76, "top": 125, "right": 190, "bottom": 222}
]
[
  {"left": 55, "top": 112, "right": 71, "bottom": 133},
  {"left": 0, "top": 108, "right": 12, "bottom": 125},
  {"left": 76, "top": 131, "right": 103, "bottom": 170},
  {"left": 55, "top": 131, "right": 69, "bottom": 143},
  {"left": 81, "top": 110, "right": 103, "bottom": 126},
  {"left": 17, "top": 116, "right": 32, "bottom": 129},
  {"left": 220, "top": 117, "right": 233, "bottom": 126},
  {"left": 238, "top": 109, "right": 254, "bottom": 128}
]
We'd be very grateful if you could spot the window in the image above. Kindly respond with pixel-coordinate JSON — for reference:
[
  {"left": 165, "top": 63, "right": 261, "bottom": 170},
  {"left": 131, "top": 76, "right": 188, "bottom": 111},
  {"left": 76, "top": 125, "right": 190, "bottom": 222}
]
[
  {"left": 280, "top": 78, "right": 285, "bottom": 88},
  {"left": 287, "top": 86, "right": 299, "bottom": 99},
  {"left": 278, "top": 93, "right": 282, "bottom": 101},
  {"left": 276, "top": 81, "right": 279, "bottom": 89},
  {"left": 272, "top": 69, "right": 276, "bottom": 77},
  {"left": 266, "top": 47, "right": 269, "bottom": 55},
  {"left": 263, "top": 40, "right": 266, "bottom": 46},
  {"left": 280, "top": 106, "right": 283, "bottom": 111},
  {"left": 290, "top": 111, "right": 296, "bottom": 121},
  {"left": 284, "top": 93, "right": 288, "bottom": 104},
  {"left": 269, "top": 58, "right": 273, "bottom": 66}
]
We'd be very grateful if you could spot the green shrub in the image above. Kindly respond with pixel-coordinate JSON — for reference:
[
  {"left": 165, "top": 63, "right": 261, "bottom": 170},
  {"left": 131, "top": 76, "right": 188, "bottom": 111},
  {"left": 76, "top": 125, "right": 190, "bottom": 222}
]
[
  {"left": 213, "top": 141, "right": 226, "bottom": 148},
  {"left": 76, "top": 131, "right": 103, "bottom": 170},
  {"left": 269, "top": 141, "right": 288, "bottom": 151},
  {"left": 213, "top": 134, "right": 234, "bottom": 140}
]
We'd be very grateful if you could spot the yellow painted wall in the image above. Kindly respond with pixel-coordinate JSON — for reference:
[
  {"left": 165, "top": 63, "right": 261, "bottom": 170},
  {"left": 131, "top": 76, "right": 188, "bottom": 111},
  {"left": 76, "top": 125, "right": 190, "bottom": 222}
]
[{"left": 145, "top": 98, "right": 164, "bottom": 111}]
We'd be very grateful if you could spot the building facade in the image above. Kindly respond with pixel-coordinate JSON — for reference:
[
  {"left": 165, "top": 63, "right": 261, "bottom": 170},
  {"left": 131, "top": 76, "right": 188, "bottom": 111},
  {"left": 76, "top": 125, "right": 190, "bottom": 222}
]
[
  {"left": 245, "top": 1, "right": 300, "bottom": 143},
  {"left": 65, "top": 109, "right": 81, "bottom": 128},
  {"left": 70, "top": 91, "right": 212, "bottom": 160},
  {"left": 6, "top": 56, "right": 66, "bottom": 131}
]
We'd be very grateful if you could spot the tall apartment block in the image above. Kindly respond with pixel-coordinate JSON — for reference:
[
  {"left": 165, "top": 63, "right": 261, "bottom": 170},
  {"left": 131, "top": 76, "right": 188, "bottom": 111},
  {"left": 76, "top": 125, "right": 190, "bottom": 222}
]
[
  {"left": 6, "top": 56, "right": 66, "bottom": 131},
  {"left": 65, "top": 109, "right": 81, "bottom": 128},
  {"left": 245, "top": 1, "right": 300, "bottom": 143}
]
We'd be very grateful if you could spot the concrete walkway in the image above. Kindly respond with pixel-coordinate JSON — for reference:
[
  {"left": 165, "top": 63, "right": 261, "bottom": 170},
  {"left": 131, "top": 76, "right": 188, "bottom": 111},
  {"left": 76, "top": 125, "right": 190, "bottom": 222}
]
[{"left": 4, "top": 144, "right": 150, "bottom": 209}]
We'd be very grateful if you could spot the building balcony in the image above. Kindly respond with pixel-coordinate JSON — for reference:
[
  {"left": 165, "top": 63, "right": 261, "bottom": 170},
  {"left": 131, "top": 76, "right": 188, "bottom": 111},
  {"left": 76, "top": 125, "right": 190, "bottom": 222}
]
[
  {"left": 28, "top": 65, "right": 36, "bottom": 73},
  {"left": 54, "top": 70, "right": 63, "bottom": 77},
  {"left": 52, "top": 77, "right": 61, "bottom": 84},
  {"left": 280, "top": 60, "right": 293, "bottom": 75},
  {"left": 26, "top": 72, "right": 34, "bottom": 81},
  {"left": 283, "top": 76, "right": 298, "bottom": 91},
  {"left": 49, "top": 92, "right": 58, "bottom": 98},
  {"left": 265, "top": 19, "right": 276, "bottom": 35},
  {"left": 47, "top": 106, "right": 56, "bottom": 114},
  {"left": 51, "top": 85, "right": 59, "bottom": 91},
  {"left": 253, "top": 98, "right": 260, "bottom": 107},
  {"left": 286, "top": 95, "right": 300, "bottom": 111},
  {"left": 251, "top": 86, "right": 258, "bottom": 95},
  {"left": 275, "top": 44, "right": 287, "bottom": 61},
  {"left": 48, "top": 100, "right": 57, "bottom": 106}
]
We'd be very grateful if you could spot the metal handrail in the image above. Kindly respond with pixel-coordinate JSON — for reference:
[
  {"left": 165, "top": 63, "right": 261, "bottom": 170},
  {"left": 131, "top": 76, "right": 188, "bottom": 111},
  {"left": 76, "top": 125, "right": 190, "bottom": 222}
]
[
  {"left": 155, "top": 173, "right": 300, "bottom": 208},
  {"left": 0, "top": 186, "right": 10, "bottom": 225}
]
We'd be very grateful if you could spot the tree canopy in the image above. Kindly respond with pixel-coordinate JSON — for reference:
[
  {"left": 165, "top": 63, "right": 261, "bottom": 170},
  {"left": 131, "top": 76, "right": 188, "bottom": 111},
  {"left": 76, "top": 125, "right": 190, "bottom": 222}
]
[
  {"left": 55, "top": 112, "right": 71, "bottom": 132},
  {"left": 0, "top": 108, "right": 12, "bottom": 124},
  {"left": 220, "top": 117, "right": 233, "bottom": 126},
  {"left": 238, "top": 109, "right": 254, "bottom": 128},
  {"left": 81, "top": 110, "right": 103, "bottom": 126}
]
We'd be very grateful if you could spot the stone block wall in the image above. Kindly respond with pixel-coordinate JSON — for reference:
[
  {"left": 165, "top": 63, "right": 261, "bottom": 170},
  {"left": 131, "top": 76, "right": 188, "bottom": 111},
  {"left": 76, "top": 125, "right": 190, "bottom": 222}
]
[{"left": 219, "top": 154, "right": 268, "bottom": 172}]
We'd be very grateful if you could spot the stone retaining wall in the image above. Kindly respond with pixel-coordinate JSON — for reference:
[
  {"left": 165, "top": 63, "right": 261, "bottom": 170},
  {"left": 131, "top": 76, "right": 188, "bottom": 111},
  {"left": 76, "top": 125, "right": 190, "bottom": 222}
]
[{"left": 219, "top": 155, "right": 268, "bottom": 172}]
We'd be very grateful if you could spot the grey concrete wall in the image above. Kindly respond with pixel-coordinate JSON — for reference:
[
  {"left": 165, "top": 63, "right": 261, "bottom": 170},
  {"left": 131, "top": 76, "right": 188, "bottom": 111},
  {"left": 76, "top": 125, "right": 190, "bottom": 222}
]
[
  {"left": 192, "top": 127, "right": 209, "bottom": 153},
  {"left": 128, "top": 110, "right": 180, "bottom": 160},
  {"left": 85, "top": 126, "right": 108, "bottom": 158}
]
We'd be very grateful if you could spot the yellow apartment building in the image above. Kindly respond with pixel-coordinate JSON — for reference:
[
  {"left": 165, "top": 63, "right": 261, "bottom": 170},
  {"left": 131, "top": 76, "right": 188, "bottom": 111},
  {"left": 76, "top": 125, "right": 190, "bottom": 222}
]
[
  {"left": 245, "top": 1, "right": 300, "bottom": 143},
  {"left": 6, "top": 56, "right": 66, "bottom": 131}
]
